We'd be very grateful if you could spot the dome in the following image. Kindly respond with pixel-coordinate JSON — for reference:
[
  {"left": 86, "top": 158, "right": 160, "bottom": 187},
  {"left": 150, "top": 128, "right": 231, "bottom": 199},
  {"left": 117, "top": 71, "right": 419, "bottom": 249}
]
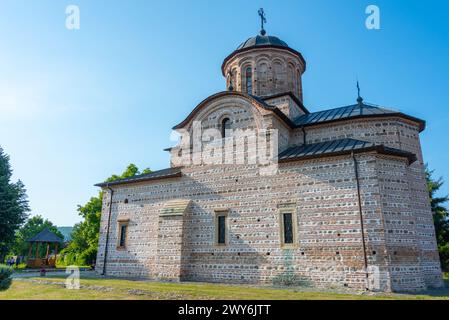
[
  {"left": 236, "top": 35, "right": 289, "bottom": 50},
  {"left": 221, "top": 33, "right": 306, "bottom": 77}
]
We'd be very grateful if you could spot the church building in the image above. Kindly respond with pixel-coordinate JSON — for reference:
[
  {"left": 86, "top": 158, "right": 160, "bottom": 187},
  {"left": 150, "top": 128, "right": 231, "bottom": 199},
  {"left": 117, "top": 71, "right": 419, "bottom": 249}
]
[{"left": 95, "top": 12, "right": 443, "bottom": 292}]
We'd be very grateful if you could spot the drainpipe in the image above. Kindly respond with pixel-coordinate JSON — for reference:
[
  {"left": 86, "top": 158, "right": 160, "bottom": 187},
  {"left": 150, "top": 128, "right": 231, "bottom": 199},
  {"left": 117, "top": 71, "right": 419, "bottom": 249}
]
[
  {"left": 102, "top": 185, "right": 114, "bottom": 276},
  {"left": 351, "top": 152, "right": 369, "bottom": 289}
]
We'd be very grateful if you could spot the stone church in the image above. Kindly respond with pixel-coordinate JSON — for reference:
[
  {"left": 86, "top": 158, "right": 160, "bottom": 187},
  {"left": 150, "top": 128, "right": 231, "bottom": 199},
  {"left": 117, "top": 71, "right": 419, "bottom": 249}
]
[{"left": 95, "top": 17, "right": 443, "bottom": 292}]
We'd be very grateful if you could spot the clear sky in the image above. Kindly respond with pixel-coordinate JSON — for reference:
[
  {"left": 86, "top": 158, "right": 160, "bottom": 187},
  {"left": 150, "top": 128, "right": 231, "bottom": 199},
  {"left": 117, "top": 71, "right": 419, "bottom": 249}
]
[{"left": 0, "top": 0, "right": 448, "bottom": 226}]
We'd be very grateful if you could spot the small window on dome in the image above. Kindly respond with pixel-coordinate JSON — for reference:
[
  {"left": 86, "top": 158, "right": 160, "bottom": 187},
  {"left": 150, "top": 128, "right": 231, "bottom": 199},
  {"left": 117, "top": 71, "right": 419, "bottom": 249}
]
[{"left": 245, "top": 67, "right": 252, "bottom": 94}]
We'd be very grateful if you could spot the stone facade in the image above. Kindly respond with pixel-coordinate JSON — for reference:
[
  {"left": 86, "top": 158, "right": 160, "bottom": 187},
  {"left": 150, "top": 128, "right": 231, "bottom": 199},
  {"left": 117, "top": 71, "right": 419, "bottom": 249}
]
[
  {"left": 95, "top": 30, "right": 443, "bottom": 292},
  {"left": 223, "top": 47, "right": 305, "bottom": 101}
]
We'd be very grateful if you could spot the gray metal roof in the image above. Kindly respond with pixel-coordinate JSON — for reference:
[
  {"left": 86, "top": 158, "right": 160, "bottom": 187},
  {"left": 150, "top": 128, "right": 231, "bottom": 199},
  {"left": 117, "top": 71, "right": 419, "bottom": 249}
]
[
  {"left": 278, "top": 138, "right": 416, "bottom": 164},
  {"left": 237, "top": 35, "right": 289, "bottom": 50},
  {"left": 292, "top": 102, "right": 425, "bottom": 131},
  {"left": 95, "top": 167, "right": 182, "bottom": 187},
  {"left": 26, "top": 228, "right": 63, "bottom": 243}
]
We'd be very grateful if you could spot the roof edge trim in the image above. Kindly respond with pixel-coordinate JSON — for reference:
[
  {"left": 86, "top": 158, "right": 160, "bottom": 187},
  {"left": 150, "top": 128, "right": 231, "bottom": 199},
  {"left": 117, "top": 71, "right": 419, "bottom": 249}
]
[
  {"left": 262, "top": 91, "right": 310, "bottom": 114},
  {"left": 295, "top": 113, "right": 426, "bottom": 132},
  {"left": 278, "top": 144, "right": 417, "bottom": 165},
  {"left": 95, "top": 168, "right": 182, "bottom": 188}
]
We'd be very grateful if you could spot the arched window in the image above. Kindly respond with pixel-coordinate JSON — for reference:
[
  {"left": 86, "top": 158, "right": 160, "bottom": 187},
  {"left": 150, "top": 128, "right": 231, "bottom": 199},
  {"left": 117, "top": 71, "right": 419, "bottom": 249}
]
[
  {"left": 296, "top": 69, "right": 301, "bottom": 96},
  {"left": 293, "top": 69, "right": 300, "bottom": 94},
  {"left": 287, "top": 64, "right": 295, "bottom": 92},
  {"left": 227, "top": 68, "right": 236, "bottom": 91},
  {"left": 257, "top": 62, "right": 268, "bottom": 95},
  {"left": 245, "top": 67, "right": 252, "bottom": 94},
  {"left": 221, "top": 118, "right": 231, "bottom": 138},
  {"left": 273, "top": 61, "right": 284, "bottom": 90}
]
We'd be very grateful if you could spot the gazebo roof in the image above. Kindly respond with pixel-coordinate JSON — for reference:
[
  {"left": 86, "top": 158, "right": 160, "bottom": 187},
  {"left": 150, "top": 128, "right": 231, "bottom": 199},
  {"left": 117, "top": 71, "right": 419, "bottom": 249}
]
[{"left": 26, "top": 228, "right": 63, "bottom": 243}]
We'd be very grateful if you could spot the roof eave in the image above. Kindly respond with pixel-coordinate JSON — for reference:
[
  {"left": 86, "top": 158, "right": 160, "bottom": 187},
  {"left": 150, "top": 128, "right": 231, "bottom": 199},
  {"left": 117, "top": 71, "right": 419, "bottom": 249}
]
[
  {"left": 272, "top": 107, "right": 296, "bottom": 128},
  {"left": 261, "top": 91, "right": 310, "bottom": 115},
  {"left": 295, "top": 113, "right": 426, "bottom": 132},
  {"left": 95, "top": 171, "right": 182, "bottom": 188},
  {"left": 279, "top": 145, "right": 417, "bottom": 165}
]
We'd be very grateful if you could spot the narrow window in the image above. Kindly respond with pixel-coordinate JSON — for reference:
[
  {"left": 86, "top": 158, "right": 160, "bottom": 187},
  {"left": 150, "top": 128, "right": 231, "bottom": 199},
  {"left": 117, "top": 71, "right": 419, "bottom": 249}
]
[
  {"left": 215, "top": 211, "right": 228, "bottom": 245},
  {"left": 218, "top": 216, "right": 226, "bottom": 244},
  {"left": 118, "top": 222, "right": 128, "bottom": 248},
  {"left": 279, "top": 209, "right": 296, "bottom": 247},
  {"left": 245, "top": 67, "right": 252, "bottom": 94},
  {"left": 221, "top": 118, "right": 231, "bottom": 138},
  {"left": 296, "top": 69, "right": 301, "bottom": 94},
  {"left": 282, "top": 213, "right": 294, "bottom": 244}
]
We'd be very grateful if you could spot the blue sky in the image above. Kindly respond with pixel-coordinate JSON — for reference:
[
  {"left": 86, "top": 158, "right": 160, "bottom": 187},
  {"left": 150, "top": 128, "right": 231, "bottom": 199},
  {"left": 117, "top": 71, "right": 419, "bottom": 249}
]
[{"left": 0, "top": 0, "right": 448, "bottom": 226}]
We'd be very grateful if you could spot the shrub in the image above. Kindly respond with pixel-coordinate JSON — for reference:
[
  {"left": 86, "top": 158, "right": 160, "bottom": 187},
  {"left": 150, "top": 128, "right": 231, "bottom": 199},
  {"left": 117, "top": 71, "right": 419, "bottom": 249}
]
[
  {"left": 438, "top": 243, "right": 449, "bottom": 271},
  {"left": 57, "top": 246, "right": 97, "bottom": 267},
  {"left": 13, "top": 263, "right": 27, "bottom": 270},
  {"left": 0, "top": 264, "right": 13, "bottom": 291}
]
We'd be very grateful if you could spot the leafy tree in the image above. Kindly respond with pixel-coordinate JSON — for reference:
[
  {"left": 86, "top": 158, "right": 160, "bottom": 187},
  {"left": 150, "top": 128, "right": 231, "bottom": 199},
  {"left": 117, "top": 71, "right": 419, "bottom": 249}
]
[
  {"left": 11, "top": 215, "right": 63, "bottom": 258},
  {"left": 0, "top": 147, "right": 29, "bottom": 262},
  {"left": 427, "top": 167, "right": 449, "bottom": 270},
  {"left": 58, "top": 164, "right": 151, "bottom": 266},
  {"left": 105, "top": 164, "right": 151, "bottom": 182},
  {"left": 58, "top": 196, "right": 102, "bottom": 266}
]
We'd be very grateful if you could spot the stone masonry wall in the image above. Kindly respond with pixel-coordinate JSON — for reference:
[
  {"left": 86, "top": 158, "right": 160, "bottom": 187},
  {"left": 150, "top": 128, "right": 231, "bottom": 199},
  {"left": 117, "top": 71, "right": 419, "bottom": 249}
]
[
  {"left": 222, "top": 48, "right": 305, "bottom": 101},
  {"left": 96, "top": 151, "right": 438, "bottom": 292},
  {"left": 288, "top": 118, "right": 443, "bottom": 288},
  {"left": 96, "top": 102, "right": 442, "bottom": 292},
  {"left": 264, "top": 95, "right": 306, "bottom": 121}
]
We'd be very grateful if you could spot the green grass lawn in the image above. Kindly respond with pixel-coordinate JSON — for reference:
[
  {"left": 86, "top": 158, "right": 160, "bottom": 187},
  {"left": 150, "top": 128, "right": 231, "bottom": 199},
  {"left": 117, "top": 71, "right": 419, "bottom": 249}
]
[{"left": 1, "top": 275, "right": 449, "bottom": 300}]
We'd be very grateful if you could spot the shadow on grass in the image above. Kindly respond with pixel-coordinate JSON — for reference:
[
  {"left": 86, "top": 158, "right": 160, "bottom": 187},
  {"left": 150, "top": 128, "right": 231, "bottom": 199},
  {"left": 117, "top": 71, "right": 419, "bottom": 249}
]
[{"left": 412, "top": 279, "right": 449, "bottom": 297}]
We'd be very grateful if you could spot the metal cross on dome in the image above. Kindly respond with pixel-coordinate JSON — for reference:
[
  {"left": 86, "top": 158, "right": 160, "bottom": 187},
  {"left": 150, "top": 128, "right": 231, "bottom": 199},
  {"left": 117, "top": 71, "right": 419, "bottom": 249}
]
[
  {"left": 357, "top": 80, "right": 364, "bottom": 105},
  {"left": 258, "top": 8, "right": 267, "bottom": 35}
]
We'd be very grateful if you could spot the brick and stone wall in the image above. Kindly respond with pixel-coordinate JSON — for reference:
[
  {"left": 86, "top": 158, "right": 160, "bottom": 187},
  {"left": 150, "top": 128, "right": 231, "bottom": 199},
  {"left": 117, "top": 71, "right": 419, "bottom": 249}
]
[
  {"left": 96, "top": 96, "right": 443, "bottom": 292},
  {"left": 96, "top": 154, "right": 442, "bottom": 292},
  {"left": 264, "top": 94, "right": 307, "bottom": 121},
  {"left": 222, "top": 48, "right": 305, "bottom": 101},
  {"left": 288, "top": 117, "right": 443, "bottom": 289}
]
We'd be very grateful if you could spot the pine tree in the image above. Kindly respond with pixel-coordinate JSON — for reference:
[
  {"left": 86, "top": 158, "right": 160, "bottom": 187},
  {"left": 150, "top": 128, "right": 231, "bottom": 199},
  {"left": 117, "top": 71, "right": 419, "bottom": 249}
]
[{"left": 0, "top": 147, "right": 29, "bottom": 262}]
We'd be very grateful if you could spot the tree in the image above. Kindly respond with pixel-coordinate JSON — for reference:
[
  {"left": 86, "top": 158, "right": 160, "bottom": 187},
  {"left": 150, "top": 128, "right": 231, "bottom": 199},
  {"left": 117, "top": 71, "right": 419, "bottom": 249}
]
[
  {"left": 11, "top": 215, "right": 63, "bottom": 258},
  {"left": 58, "top": 164, "right": 151, "bottom": 266},
  {"left": 58, "top": 196, "right": 101, "bottom": 266},
  {"left": 0, "top": 264, "right": 12, "bottom": 291},
  {"left": 427, "top": 167, "right": 449, "bottom": 270},
  {"left": 0, "top": 147, "right": 29, "bottom": 262},
  {"left": 105, "top": 164, "right": 151, "bottom": 182}
]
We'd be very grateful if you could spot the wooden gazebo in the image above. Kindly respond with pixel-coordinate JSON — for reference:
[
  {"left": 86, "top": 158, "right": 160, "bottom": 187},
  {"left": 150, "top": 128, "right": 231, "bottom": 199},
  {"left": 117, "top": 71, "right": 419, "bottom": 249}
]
[{"left": 26, "top": 228, "right": 63, "bottom": 268}]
